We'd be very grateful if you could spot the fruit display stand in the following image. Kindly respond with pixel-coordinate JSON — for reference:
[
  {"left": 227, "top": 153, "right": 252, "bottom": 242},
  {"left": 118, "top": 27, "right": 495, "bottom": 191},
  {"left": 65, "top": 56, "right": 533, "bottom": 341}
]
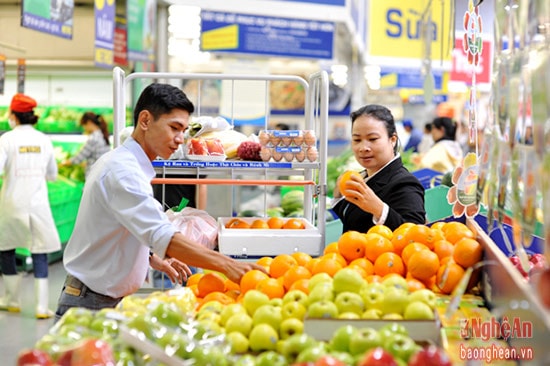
[{"left": 112, "top": 67, "right": 329, "bottom": 260}]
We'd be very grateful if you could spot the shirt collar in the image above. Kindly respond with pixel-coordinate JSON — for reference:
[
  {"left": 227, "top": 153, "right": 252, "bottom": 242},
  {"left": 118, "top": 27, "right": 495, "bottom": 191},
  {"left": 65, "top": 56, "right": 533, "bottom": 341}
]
[
  {"left": 123, "top": 136, "right": 156, "bottom": 181},
  {"left": 364, "top": 153, "right": 401, "bottom": 182}
]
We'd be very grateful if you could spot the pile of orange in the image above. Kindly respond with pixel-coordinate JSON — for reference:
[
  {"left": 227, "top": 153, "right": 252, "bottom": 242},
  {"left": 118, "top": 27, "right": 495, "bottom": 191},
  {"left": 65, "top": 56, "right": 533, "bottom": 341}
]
[
  {"left": 225, "top": 217, "right": 306, "bottom": 230},
  {"left": 187, "top": 221, "right": 483, "bottom": 310},
  {"left": 333, "top": 222, "right": 483, "bottom": 294}
]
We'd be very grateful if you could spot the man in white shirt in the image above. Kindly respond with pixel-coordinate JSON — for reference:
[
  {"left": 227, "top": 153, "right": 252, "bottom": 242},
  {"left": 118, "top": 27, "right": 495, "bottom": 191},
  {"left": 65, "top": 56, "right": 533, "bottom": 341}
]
[{"left": 55, "top": 83, "right": 265, "bottom": 320}]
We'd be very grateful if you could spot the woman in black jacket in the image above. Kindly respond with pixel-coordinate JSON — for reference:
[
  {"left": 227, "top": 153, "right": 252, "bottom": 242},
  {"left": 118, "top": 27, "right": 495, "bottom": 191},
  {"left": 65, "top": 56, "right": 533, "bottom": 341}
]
[{"left": 332, "top": 104, "right": 426, "bottom": 233}]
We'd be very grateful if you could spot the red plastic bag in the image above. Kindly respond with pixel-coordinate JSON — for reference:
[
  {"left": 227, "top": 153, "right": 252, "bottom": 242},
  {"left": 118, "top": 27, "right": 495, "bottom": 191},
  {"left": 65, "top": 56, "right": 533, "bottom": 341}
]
[{"left": 166, "top": 207, "right": 218, "bottom": 250}]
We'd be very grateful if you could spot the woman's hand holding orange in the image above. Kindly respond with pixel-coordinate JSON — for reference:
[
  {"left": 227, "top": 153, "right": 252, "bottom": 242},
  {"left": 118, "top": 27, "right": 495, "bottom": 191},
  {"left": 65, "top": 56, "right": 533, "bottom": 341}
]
[{"left": 343, "top": 174, "right": 384, "bottom": 219}]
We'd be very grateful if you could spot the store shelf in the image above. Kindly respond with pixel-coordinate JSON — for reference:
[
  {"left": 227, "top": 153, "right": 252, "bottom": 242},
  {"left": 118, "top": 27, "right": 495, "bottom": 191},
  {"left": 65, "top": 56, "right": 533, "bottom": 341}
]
[{"left": 468, "top": 218, "right": 550, "bottom": 365}]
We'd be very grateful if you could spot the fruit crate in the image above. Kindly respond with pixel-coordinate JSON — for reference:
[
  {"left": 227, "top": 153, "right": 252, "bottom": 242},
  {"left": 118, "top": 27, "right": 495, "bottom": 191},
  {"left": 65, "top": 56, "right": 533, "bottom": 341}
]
[{"left": 217, "top": 217, "right": 322, "bottom": 259}]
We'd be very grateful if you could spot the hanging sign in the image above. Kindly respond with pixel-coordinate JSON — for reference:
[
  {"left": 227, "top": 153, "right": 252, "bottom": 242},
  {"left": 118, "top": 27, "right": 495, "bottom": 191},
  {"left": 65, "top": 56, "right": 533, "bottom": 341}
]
[
  {"left": 0, "top": 54, "right": 5, "bottom": 95},
  {"left": 450, "top": 35, "right": 492, "bottom": 86},
  {"left": 21, "top": 0, "right": 74, "bottom": 39},
  {"left": 114, "top": 15, "right": 129, "bottom": 66},
  {"left": 200, "top": 11, "right": 335, "bottom": 59},
  {"left": 17, "top": 59, "right": 26, "bottom": 94},
  {"left": 366, "top": 0, "right": 452, "bottom": 67},
  {"left": 127, "top": 0, "right": 157, "bottom": 63},
  {"left": 94, "top": 0, "right": 116, "bottom": 69}
]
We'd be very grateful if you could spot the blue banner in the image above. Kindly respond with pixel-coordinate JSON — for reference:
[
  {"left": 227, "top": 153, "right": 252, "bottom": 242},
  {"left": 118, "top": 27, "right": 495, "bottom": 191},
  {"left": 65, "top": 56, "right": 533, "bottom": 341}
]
[
  {"left": 380, "top": 67, "right": 443, "bottom": 89},
  {"left": 201, "top": 11, "right": 334, "bottom": 59},
  {"left": 94, "top": 0, "right": 116, "bottom": 69},
  {"left": 21, "top": 0, "right": 74, "bottom": 39}
]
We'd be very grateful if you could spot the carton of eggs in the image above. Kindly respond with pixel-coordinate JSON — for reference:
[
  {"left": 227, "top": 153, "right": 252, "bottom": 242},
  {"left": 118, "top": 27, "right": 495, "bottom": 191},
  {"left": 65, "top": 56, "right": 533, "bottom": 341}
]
[{"left": 258, "top": 130, "right": 318, "bottom": 162}]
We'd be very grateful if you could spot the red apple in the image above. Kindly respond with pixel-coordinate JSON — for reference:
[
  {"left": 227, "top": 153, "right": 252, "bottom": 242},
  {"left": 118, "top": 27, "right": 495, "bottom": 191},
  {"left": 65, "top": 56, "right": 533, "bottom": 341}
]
[
  {"left": 315, "top": 355, "right": 346, "bottom": 366},
  {"left": 70, "top": 339, "right": 115, "bottom": 366},
  {"left": 56, "top": 350, "right": 73, "bottom": 366},
  {"left": 408, "top": 345, "right": 452, "bottom": 366},
  {"left": 358, "top": 347, "right": 397, "bottom": 366},
  {"left": 537, "top": 268, "right": 550, "bottom": 308},
  {"left": 16, "top": 349, "right": 54, "bottom": 366}
]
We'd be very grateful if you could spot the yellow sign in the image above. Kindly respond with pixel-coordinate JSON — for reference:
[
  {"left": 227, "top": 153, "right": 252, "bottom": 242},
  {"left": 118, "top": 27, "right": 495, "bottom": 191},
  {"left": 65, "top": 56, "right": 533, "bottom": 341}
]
[
  {"left": 202, "top": 24, "right": 239, "bottom": 50},
  {"left": 367, "top": 0, "right": 452, "bottom": 62}
]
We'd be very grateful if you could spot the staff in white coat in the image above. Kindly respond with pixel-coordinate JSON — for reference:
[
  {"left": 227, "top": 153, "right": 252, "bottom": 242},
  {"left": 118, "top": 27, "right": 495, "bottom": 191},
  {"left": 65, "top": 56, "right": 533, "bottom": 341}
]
[{"left": 0, "top": 93, "right": 61, "bottom": 319}]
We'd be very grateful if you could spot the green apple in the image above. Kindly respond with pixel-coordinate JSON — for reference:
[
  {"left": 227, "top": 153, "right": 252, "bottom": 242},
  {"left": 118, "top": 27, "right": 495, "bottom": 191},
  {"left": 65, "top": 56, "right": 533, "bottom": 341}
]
[
  {"left": 381, "top": 275, "right": 409, "bottom": 291},
  {"left": 359, "top": 283, "right": 386, "bottom": 311},
  {"left": 379, "top": 322, "right": 409, "bottom": 341},
  {"left": 252, "top": 304, "right": 283, "bottom": 331},
  {"left": 196, "top": 310, "right": 221, "bottom": 324},
  {"left": 283, "top": 289, "right": 309, "bottom": 308},
  {"left": 194, "top": 319, "right": 224, "bottom": 339},
  {"left": 329, "top": 324, "right": 357, "bottom": 353},
  {"left": 308, "top": 272, "right": 333, "bottom": 292},
  {"left": 338, "top": 312, "right": 360, "bottom": 319},
  {"left": 361, "top": 308, "right": 383, "bottom": 319},
  {"left": 382, "top": 313, "right": 404, "bottom": 320},
  {"left": 249, "top": 323, "right": 279, "bottom": 352},
  {"left": 58, "top": 307, "right": 94, "bottom": 328},
  {"left": 296, "top": 343, "right": 329, "bottom": 363},
  {"left": 242, "top": 289, "right": 270, "bottom": 316},
  {"left": 307, "top": 300, "right": 339, "bottom": 319},
  {"left": 234, "top": 354, "right": 257, "bottom": 366},
  {"left": 333, "top": 267, "right": 365, "bottom": 294},
  {"left": 403, "top": 301, "right": 435, "bottom": 320},
  {"left": 334, "top": 291, "right": 365, "bottom": 315},
  {"left": 381, "top": 287, "right": 409, "bottom": 315},
  {"left": 151, "top": 302, "right": 184, "bottom": 327},
  {"left": 269, "top": 298, "right": 283, "bottom": 307},
  {"left": 219, "top": 303, "right": 247, "bottom": 326},
  {"left": 281, "top": 301, "right": 307, "bottom": 321},
  {"left": 125, "top": 314, "right": 161, "bottom": 339},
  {"left": 349, "top": 327, "right": 382, "bottom": 356},
  {"left": 281, "top": 333, "right": 318, "bottom": 360},
  {"left": 89, "top": 317, "right": 119, "bottom": 338},
  {"left": 255, "top": 350, "right": 288, "bottom": 366},
  {"left": 197, "top": 300, "right": 224, "bottom": 316},
  {"left": 226, "top": 331, "right": 250, "bottom": 354},
  {"left": 384, "top": 333, "right": 418, "bottom": 363},
  {"left": 407, "top": 289, "right": 437, "bottom": 309},
  {"left": 279, "top": 317, "right": 304, "bottom": 339},
  {"left": 308, "top": 282, "right": 334, "bottom": 304},
  {"left": 225, "top": 312, "right": 253, "bottom": 337},
  {"left": 189, "top": 345, "right": 228, "bottom": 366},
  {"left": 329, "top": 351, "right": 356, "bottom": 365}
]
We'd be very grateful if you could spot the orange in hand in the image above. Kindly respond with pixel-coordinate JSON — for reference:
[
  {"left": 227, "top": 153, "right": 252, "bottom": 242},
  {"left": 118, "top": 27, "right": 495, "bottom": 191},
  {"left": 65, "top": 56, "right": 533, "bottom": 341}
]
[{"left": 338, "top": 170, "right": 362, "bottom": 195}]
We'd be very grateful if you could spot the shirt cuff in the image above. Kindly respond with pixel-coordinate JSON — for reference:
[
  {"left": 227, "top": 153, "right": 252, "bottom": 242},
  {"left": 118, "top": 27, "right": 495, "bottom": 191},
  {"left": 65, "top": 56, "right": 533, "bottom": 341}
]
[{"left": 372, "top": 203, "right": 389, "bottom": 226}]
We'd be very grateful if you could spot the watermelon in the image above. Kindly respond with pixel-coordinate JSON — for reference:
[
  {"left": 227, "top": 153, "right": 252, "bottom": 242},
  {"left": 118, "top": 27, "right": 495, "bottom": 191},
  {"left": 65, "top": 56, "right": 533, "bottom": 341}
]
[{"left": 281, "top": 190, "right": 304, "bottom": 216}]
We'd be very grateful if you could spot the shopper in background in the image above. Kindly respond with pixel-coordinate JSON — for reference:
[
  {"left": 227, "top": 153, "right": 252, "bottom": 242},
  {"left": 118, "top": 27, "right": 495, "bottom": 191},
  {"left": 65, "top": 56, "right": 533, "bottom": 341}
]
[
  {"left": 332, "top": 104, "right": 426, "bottom": 233},
  {"left": 61, "top": 111, "right": 111, "bottom": 177},
  {"left": 55, "top": 83, "right": 265, "bottom": 320},
  {"left": 417, "top": 116, "right": 464, "bottom": 174},
  {"left": 0, "top": 94, "right": 61, "bottom": 319},
  {"left": 402, "top": 119, "right": 423, "bottom": 153},
  {"left": 417, "top": 122, "right": 434, "bottom": 154}
]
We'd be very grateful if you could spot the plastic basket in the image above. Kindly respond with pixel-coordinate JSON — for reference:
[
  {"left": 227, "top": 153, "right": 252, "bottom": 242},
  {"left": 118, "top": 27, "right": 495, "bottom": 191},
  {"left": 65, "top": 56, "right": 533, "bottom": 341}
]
[
  {"left": 325, "top": 218, "right": 343, "bottom": 246},
  {"left": 412, "top": 168, "right": 444, "bottom": 189},
  {"left": 425, "top": 185, "right": 453, "bottom": 223}
]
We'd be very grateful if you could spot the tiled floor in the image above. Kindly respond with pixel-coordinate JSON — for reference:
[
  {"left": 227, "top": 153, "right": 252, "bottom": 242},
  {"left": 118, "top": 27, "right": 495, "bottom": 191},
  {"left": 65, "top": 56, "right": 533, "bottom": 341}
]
[{"left": 0, "top": 260, "right": 67, "bottom": 365}]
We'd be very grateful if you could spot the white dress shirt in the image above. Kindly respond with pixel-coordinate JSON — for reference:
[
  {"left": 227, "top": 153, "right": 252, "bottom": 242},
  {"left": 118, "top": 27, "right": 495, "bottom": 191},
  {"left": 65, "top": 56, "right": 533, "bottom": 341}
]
[{"left": 63, "top": 137, "right": 177, "bottom": 298}]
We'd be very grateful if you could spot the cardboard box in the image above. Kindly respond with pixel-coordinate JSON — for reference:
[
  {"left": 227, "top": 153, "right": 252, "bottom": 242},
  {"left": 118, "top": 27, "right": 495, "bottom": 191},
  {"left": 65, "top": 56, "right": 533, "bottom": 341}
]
[
  {"left": 217, "top": 217, "right": 323, "bottom": 258},
  {"left": 303, "top": 317, "right": 441, "bottom": 343}
]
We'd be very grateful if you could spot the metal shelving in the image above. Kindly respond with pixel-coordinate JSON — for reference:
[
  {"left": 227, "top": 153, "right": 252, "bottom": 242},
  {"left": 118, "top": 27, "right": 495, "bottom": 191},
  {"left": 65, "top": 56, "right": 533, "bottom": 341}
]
[{"left": 112, "top": 67, "right": 329, "bottom": 244}]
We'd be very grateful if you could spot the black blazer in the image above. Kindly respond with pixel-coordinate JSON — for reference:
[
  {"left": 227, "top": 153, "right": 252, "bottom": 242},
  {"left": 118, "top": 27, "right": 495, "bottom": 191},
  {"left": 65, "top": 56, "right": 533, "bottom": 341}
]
[{"left": 333, "top": 157, "right": 426, "bottom": 233}]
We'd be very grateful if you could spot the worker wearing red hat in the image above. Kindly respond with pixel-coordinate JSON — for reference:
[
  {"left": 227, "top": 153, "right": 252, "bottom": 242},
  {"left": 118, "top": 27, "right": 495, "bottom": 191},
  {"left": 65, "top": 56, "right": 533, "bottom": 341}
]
[{"left": 0, "top": 93, "right": 61, "bottom": 319}]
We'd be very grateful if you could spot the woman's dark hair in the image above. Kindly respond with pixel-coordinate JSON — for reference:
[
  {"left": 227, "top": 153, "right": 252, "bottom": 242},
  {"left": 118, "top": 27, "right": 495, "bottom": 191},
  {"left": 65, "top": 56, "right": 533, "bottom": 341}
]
[
  {"left": 133, "top": 83, "right": 195, "bottom": 126},
  {"left": 350, "top": 104, "right": 399, "bottom": 154},
  {"left": 81, "top": 112, "right": 110, "bottom": 145},
  {"left": 431, "top": 117, "right": 456, "bottom": 142},
  {"left": 13, "top": 111, "right": 38, "bottom": 125},
  {"left": 424, "top": 122, "right": 432, "bottom": 132}
]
